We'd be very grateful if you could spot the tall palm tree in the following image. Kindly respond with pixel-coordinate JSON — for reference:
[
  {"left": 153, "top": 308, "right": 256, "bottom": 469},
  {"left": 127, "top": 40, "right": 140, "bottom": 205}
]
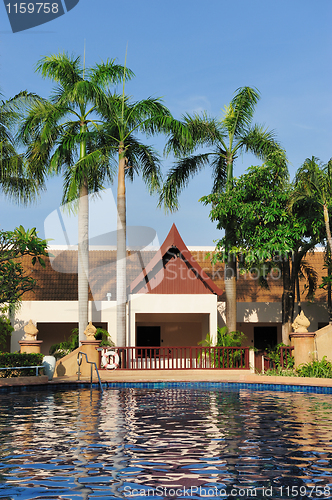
[
  {"left": 161, "top": 87, "right": 286, "bottom": 333},
  {"left": 19, "top": 53, "right": 133, "bottom": 343},
  {"left": 292, "top": 157, "right": 332, "bottom": 324},
  {"left": 97, "top": 81, "right": 189, "bottom": 346}
]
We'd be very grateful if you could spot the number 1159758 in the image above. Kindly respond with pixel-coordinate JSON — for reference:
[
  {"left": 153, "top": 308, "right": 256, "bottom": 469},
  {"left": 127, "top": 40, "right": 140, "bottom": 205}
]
[{"left": 6, "top": 3, "right": 60, "bottom": 14}]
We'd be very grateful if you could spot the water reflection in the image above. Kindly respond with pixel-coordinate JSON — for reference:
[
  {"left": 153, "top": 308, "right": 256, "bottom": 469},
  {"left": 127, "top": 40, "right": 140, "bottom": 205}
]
[{"left": 0, "top": 388, "right": 331, "bottom": 499}]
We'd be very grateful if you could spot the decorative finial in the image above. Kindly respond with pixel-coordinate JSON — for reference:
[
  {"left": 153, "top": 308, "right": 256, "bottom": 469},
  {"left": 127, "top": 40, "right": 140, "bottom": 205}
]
[
  {"left": 23, "top": 320, "right": 38, "bottom": 340},
  {"left": 292, "top": 311, "right": 310, "bottom": 333},
  {"left": 84, "top": 321, "right": 97, "bottom": 340}
]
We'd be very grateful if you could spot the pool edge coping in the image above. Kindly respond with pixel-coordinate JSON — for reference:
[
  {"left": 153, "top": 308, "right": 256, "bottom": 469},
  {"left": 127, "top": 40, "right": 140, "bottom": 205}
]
[{"left": 2, "top": 370, "right": 332, "bottom": 394}]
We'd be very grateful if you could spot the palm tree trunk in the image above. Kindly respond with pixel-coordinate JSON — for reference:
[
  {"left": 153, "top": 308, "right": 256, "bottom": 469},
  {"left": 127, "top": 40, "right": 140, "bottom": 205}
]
[
  {"left": 282, "top": 258, "right": 292, "bottom": 345},
  {"left": 291, "top": 251, "right": 299, "bottom": 320},
  {"left": 323, "top": 204, "right": 332, "bottom": 253},
  {"left": 117, "top": 143, "right": 127, "bottom": 346},
  {"left": 78, "top": 176, "right": 89, "bottom": 344},
  {"left": 224, "top": 156, "right": 236, "bottom": 333},
  {"left": 225, "top": 258, "right": 237, "bottom": 333}
]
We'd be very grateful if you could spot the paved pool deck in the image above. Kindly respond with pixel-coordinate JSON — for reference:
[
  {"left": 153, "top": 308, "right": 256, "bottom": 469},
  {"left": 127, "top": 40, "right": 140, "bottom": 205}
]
[{"left": 2, "top": 370, "right": 332, "bottom": 389}]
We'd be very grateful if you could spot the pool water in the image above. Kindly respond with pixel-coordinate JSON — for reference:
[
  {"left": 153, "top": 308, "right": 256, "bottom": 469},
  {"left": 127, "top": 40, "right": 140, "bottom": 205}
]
[{"left": 0, "top": 386, "right": 332, "bottom": 499}]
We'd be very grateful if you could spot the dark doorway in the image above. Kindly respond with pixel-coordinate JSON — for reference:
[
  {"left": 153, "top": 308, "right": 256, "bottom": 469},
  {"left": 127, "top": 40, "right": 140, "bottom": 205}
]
[
  {"left": 136, "top": 326, "right": 160, "bottom": 356},
  {"left": 254, "top": 326, "right": 278, "bottom": 350},
  {"left": 137, "top": 326, "right": 161, "bottom": 347}
]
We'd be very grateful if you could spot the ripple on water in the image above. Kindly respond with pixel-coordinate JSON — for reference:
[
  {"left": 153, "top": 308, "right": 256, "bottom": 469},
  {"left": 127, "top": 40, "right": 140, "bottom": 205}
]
[{"left": 0, "top": 388, "right": 332, "bottom": 499}]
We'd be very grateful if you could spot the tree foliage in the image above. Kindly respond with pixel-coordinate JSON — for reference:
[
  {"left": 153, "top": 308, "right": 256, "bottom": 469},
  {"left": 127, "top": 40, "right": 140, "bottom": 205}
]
[
  {"left": 1, "top": 89, "right": 45, "bottom": 202},
  {"left": 18, "top": 52, "right": 133, "bottom": 203},
  {"left": 0, "top": 226, "right": 49, "bottom": 304},
  {"left": 292, "top": 156, "right": 332, "bottom": 252},
  {"left": 201, "top": 162, "right": 323, "bottom": 339}
]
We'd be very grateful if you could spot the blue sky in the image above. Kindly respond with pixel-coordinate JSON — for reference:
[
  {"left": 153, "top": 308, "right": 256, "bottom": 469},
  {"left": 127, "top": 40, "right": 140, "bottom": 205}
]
[{"left": 0, "top": 0, "right": 331, "bottom": 247}]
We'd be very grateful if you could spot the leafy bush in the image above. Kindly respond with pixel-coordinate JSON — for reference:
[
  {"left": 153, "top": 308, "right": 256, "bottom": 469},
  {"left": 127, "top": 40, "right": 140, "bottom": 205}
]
[
  {"left": 49, "top": 330, "right": 79, "bottom": 360},
  {"left": 0, "top": 312, "right": 13, "bottom": 351},
  {"left": 264, "top": 367, "right": 297, "bottom": 377},
  {"left": 217, "top": 326, "right": 246, "bottom": 347},
  {"left": 50, "top": 328, "right": 115, "bottom": 360},
  {"left": 266, "top": 343, "right": 295, "bottom": 370},
  {"left": 199, "top": 327, "right": 246, "bottom": 348},
  {"left": 297, "top": 357, "right": 332, "bottom": 378},
  {"left": 198, "top": 327, "right": 247, "bottom": 368},
  {"left": 0, "top": 352, "right": 43, "bottom": 378},
  {"left": 95, "top": 328, "right": 115, "bottom": 348}
]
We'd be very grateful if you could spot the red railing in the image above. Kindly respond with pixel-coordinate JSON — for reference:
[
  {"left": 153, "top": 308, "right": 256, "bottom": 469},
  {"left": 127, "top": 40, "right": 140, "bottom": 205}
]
[{"left": 99, "top": 346, "right": 250, "bottom": 370}]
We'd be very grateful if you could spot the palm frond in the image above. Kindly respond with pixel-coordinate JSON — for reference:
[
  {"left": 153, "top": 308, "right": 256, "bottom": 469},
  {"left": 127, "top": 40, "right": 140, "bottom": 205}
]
[
  {"left": 0, "top": 90, "right": 46, "bottom": 203},
  {"left": 125, "top": 98, "right": 172, "bottom": 136},
  {"left": 299, "top": 259, "right": 318, "bottom": 300},
  {"left": 88, "top": 60, "right": 135, "bottom": 87},
  {"left": 223, "top": 86, "right": 260, "bottom": 136},
  {"left": 184, "top": 113, "right": 225, "bottom": 149},
  {"left": 36, "top": 52, "right": 82, "bottom": 87},
  {"left": 159, "top": 153, "right": 212, "bottom": 212},
  {"left": 239, "top": 124, "right": 286, "bottom": 164},
  {"left": 211, "top": 149, "right": 227, "bottom": 193},
  {"left": 292, "top": 157, "right": 330, "bottom": 208},
  {"left": 125, "top": 136, "right": 162, "bottom": 193}
]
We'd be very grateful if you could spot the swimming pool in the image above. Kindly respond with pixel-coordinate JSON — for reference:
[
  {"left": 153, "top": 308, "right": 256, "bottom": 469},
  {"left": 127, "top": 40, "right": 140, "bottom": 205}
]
[{"left": 0, "top": 385, "right": 332, "bottom": 499}]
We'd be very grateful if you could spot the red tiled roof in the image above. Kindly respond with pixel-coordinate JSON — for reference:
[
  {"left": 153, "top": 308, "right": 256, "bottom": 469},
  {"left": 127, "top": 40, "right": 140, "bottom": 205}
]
[{"left": 130, "top": 224, "right": 223, "bottom": 295}]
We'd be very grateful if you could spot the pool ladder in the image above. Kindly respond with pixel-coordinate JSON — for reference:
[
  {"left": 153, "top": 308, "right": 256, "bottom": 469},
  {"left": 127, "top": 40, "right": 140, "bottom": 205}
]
[{"left": 77, "top": 351, "right": 104, "bottom": 393}]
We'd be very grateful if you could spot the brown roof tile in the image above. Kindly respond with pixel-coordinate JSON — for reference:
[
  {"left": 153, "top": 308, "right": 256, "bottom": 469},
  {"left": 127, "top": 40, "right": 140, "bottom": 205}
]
[{"left": 20, "top": 248, "right": 328, "bottom": 304}]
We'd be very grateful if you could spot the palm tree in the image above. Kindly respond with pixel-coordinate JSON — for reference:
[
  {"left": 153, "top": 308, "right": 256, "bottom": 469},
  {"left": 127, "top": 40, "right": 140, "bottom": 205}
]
[
  {"left": 19, "top": 52, "right": 133, "bottom": 343},
  {"left": 292, "top": 156, "right": 332, "bottom": 323},
  {"left": 97, "top": 82, "right": 188, "bottom": 346},
  {"left": 160, "top": 86, "right": 286, "bottom": 333}
]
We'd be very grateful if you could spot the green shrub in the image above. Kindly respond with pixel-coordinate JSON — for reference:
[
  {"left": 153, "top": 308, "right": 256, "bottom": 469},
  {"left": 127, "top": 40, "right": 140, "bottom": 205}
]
[
  {"left": 217, "top": 326, "right": 246, "bottom": 347},
  {"left": 49, "top": 330, "right": 79, "bottom": 360},
  {"left": 264, "top": 367, "right": 297, "bottom": 377},
  {"left": 297, "top": 357, "right": 332, "bottom": 378},
  {"left": 261, "top": 343, "right": 295, "bottom": 376},
  {"left": 266, "top": 343, "right": 295, "bottom": 370},
  {"left": 0, "top": 352, "right": 43, "bottom": 378},
  {"left": 0, "top": 310, "right": 14, "bottom": 351},
  {"left": 50, "top": 328, "right": 115, "bottom": 360},
  {"left": 95, "top": 328, "right": 115, "bottom": 348},
  {"left": 198, "top": 327, "right": 247, "bottom": 368}
]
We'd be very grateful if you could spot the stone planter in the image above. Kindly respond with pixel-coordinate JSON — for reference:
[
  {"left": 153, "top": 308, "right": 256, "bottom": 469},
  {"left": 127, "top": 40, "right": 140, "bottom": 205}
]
[{"left": 42, "top": 355, "right": 56, "bottom": 380}]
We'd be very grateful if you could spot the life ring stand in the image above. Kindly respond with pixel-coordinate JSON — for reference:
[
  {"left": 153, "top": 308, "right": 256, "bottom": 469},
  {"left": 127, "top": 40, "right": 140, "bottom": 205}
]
[{"left": 101, "top": 349, "right": 120, "bottom": 370}]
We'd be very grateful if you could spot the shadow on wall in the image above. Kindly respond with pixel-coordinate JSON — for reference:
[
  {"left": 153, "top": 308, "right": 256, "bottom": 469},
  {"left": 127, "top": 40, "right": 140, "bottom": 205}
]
[
  {"left": 56, "top": 360, "right": 66, "bottom": 377},
  {"left": 217, "top": 303, "right": 226, "bottom": 327},
  {"left": 242, "top": 304, "right": 281, "bottom": 323}
]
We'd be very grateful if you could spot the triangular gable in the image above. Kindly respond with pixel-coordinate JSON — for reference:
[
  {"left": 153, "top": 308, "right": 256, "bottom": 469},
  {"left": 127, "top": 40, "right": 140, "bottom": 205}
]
[{"left": 130, "top": 224, "right": 223, "bottom": 295}]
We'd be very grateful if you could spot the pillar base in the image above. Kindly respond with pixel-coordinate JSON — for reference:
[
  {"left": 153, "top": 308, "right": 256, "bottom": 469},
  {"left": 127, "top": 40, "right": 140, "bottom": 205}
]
[
  {"left": 19, "top": 340, "right": 43, "bottom": 354},
  {"left": 289, "top": 332, "right": 316, "bottom": 368}
]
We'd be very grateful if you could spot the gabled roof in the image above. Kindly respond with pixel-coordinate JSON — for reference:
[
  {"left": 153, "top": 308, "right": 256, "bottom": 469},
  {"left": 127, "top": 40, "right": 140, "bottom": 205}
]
[
  {"left": 18, "top": 227, "right": 328, "bottom": 303},
  {"left": 130, "top": 224, "right": 223, "bottom": 295}
]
